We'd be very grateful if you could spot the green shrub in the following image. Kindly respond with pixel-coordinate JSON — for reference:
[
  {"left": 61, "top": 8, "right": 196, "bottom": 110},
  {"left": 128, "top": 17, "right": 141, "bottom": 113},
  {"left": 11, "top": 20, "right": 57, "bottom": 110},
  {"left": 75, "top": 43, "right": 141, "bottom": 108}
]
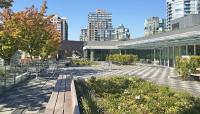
[
  {"left": 107, "top": 54, "right": 138, "bottom": 65},
  {"left": 71, "top": 59, "right": 97, "bottom": 66},
  {"left": 176, "top": 57, "right": 190, "bottom": 78},
  {"left": 189, "top": 56, "right": 200, "bottom": 73},
  {"left": 76, "top": 76, "right": 200, "bottom": 114},
  {"left": 175, "top": 56, "right": 181, "bottom": 74},
  {"left": 89, "top": 76, "right": 96, "bottom": 83},
  {"left": 180, "top": 58, "right": 190, "bottom": 78},
  {"left": 176, "top": 56, "right": 200, "bottom": 78}
]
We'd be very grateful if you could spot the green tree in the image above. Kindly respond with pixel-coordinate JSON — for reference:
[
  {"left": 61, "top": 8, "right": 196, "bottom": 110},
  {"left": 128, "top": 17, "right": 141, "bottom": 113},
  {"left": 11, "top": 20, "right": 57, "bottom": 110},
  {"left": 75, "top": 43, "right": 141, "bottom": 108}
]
[
  {"left": 16, "top": 0, "right": 60, "bottom": 59},
  {"left": 40, "top": 31, "right": 60, "bottom": 60},
  {"left": 0, "top": 0, "right": 60, "bottom": 63},
  {"left": 39, "top": 0, "right": 60, "bottom": 60},
  {"left": 0, "top": 9, "right": 20, "bottom": 64}
]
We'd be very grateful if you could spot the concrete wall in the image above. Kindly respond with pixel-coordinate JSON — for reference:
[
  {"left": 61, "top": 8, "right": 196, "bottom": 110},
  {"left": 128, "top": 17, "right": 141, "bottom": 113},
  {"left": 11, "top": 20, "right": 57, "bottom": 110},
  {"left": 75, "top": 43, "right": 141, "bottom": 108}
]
[
  {"left": 59, "top": 40, "right": 84, "bottom": 59},
  {"left": 171, "top": 14, "right": 200, "bottom": 30}
]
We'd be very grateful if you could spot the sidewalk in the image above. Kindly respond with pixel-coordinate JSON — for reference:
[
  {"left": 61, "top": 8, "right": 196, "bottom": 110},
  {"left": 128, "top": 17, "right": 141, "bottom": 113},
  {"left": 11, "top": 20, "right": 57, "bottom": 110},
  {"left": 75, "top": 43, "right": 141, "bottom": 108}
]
[{"left": 0, "top": 74, "right": 57, "bottom": 114}]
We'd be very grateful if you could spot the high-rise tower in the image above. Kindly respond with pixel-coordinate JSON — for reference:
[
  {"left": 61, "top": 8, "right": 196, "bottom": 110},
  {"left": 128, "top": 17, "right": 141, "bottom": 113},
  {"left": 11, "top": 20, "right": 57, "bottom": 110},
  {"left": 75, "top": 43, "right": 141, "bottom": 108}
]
[
  {"left": 88, "top": 9, "right": 113, "bottom": 41},
  {"left": 50, "top": 15, "right": 68, "bottom": 40}
]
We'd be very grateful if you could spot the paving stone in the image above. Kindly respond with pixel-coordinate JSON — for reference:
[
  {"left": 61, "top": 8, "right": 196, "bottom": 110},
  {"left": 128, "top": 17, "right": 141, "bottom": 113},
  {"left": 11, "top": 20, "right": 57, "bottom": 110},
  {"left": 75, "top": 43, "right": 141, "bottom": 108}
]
[{"left": 1, "top": 62, "right": 200, "bottom": 113}]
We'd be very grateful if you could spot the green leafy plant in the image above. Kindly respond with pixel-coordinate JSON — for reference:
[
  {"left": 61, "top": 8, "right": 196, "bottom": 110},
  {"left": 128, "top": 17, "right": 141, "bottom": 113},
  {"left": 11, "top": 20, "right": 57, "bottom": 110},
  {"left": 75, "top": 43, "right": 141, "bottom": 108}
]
[
  {"left": 71, "top": 59, "right": 97, "bottom": 66},
  {"left": 189, "top": 56, "right": 200, "bottom": 73},
  {"left": 176, "top": 56, "right": 200, "bottom": 78},
  {"left": 89, "top": 76, "right": 96, "bottom": 83},
  {"left": 76, "top": 76, "right": 200, "bottom": 114},
  {"left": 107, "top": 54, "right": 138, "bottom": 65},
  {"left": 175, "top": 56, "right": 181, "bottom": 74},
  {"left": 179, "top": 58, "right": 189, "bottom": 78}
]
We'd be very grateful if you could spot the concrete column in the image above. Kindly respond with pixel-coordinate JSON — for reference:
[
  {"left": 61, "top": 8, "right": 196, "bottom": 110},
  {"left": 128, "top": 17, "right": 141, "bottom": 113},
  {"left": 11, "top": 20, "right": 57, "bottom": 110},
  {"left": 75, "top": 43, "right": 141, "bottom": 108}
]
[
  {"left": 90, "top": 50, "right": 94, "bottom": 61},
  {"left": 164, "top": 59, "right": 166, "bottom": 66},
  {"left": 154, "top": 49, "right": 156, "bottom": 65},
  {"left": 120, "top": 50, "right": 122, "bottom": 55},
  {"left": 83, "top": 50, "right": 88, "bottom": 59},
  {"left": 163, "top": 48, "right": 166, "bottom": 66},
  {"left": 160, "top": 48, "right": 162, "bottom": 65},
  {"left": 186, "top": 45, "right": 188, "bottom": 55},
  {"left": 167, "top": 47, "right": 170, "bottom": 67},
  {"left": 173, "top": 46, "right": 175, "bottom": 67},
  {"left": 194, "top": 45, "right": 197, "bottom": 55}
]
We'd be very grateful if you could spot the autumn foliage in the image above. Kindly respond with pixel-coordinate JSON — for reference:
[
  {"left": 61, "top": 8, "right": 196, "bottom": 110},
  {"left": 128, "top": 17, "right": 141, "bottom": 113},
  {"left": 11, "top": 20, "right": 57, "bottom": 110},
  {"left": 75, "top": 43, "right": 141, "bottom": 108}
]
[{"left": 0, "top": 0, "right": 60, "bottom": 63}]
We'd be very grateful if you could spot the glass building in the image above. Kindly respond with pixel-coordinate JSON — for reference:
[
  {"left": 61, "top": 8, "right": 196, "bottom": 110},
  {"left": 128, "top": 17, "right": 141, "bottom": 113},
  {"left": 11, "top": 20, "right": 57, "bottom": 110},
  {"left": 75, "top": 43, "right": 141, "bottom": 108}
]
[{"left": 83, "top": 24, "right": 200, "bottom": 67}]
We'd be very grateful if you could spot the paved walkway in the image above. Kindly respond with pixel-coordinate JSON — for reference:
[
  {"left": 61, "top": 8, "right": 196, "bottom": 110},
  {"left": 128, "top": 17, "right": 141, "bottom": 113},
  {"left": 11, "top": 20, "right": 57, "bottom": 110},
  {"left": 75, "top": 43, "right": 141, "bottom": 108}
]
[
  {"left": 1, "top": 62, "right": 200, "bottom": 114},
  {"left": 61, "top": 63, "right": 200, "bottom": 97},
  {"left": 0, "top": 66, "right": 58, "bottom": 114}
]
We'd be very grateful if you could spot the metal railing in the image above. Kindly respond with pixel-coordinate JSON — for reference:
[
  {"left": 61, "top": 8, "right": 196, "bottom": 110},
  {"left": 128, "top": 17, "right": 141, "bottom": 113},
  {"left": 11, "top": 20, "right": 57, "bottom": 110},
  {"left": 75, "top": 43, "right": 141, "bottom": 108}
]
[{"left": 0, "top": 60, "right": 56, "bottom": 95}]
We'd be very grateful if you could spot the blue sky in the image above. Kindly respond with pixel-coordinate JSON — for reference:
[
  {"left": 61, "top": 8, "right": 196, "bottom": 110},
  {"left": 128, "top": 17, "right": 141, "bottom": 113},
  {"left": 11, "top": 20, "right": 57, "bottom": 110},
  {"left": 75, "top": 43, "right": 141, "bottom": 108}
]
[{"left": 12, "top": 0, "right": 166, "bottom": 41}]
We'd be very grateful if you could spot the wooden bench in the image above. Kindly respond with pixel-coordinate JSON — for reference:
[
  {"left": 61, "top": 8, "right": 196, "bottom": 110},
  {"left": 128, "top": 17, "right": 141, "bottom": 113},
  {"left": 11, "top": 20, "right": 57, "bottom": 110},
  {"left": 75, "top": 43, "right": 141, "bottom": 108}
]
[
  {"left": 190, "top": 68, "right": 200, "bottom": 81},
  {"left": 190, "top": 74, "right": 200, "bottom": 81},
  {"left": 45, "top": 75, "right": 73, "bottom": 114}
]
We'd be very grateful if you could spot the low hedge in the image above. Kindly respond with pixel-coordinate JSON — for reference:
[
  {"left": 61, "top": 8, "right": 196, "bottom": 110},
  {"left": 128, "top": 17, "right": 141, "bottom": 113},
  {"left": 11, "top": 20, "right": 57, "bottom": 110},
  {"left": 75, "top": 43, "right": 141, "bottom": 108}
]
[
  {"left": 106, "top": 54, "right": 138, "bottom": 65},
  {"left": 71, "top": 59, "right": 97, "bottom": 66},
  {"left": 76, "top": 76, "right": 200, "bottom": 114},
  {"left": 176, "top": 56, "right": 200, "bottom": 78}
]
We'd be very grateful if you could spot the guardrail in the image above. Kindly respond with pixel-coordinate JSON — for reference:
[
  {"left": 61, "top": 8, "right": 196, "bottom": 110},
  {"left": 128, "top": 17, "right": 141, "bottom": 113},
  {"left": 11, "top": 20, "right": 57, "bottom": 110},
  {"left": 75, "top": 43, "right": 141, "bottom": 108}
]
[{"left": 0, "top": 60, "right": 56, "bottom": 95}]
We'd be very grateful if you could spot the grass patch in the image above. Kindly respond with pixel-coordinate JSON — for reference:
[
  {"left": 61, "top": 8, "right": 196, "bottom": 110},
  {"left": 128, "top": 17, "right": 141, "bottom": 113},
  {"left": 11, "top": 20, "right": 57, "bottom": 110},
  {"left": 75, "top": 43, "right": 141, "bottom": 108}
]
[{"left": 75, "top": 76, "right": 200, "bottom": 114}]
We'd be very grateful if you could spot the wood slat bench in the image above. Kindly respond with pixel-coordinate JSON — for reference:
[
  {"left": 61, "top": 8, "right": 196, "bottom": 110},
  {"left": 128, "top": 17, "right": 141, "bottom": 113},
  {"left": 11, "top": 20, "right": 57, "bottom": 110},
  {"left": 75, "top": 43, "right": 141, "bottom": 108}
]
[
  {"left": 190, "top": 74, "right": 200, "bottom": 81},
  {"left": 45, "top": 75, "right": 72, "bottom": 114},
  {"left": 190, "top": 68, "right": 200, "bottom": 81}
]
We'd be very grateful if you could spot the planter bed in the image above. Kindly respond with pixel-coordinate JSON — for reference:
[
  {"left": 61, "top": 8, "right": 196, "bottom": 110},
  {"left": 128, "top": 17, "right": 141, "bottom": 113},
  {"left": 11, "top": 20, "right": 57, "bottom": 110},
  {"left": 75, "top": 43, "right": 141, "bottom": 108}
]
[{"left": 75, "top": 76, "right": 200, "bottom": 114}]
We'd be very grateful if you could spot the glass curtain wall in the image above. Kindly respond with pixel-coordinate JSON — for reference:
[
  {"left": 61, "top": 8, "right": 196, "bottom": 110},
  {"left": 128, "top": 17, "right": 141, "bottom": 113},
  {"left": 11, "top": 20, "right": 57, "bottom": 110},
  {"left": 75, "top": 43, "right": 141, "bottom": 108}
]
[
  {"left": 94, "top": 49, "right": 110, "bottom": 61},
  {"left": 197, "top": 45, "right": 200, "bottom": 55},
  {"left": 181, "top": 46, "right": 186, "bottom": 55},
  {"left": 188, "top": 45, "right": 194, "bottom": 55}
]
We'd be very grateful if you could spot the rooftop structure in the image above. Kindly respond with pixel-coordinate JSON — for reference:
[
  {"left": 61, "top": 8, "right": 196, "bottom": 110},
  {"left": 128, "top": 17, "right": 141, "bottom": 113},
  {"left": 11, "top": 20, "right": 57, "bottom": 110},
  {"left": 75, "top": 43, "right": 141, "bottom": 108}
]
[
  {"left": 167, "top": 0, "right": 200, "bottom": 30},
  {"left": 171, "top": 14, "right": 200, "bottom": 30},
  {"left": 84, "top": 22, "right": 200, "bottom": 67}
]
